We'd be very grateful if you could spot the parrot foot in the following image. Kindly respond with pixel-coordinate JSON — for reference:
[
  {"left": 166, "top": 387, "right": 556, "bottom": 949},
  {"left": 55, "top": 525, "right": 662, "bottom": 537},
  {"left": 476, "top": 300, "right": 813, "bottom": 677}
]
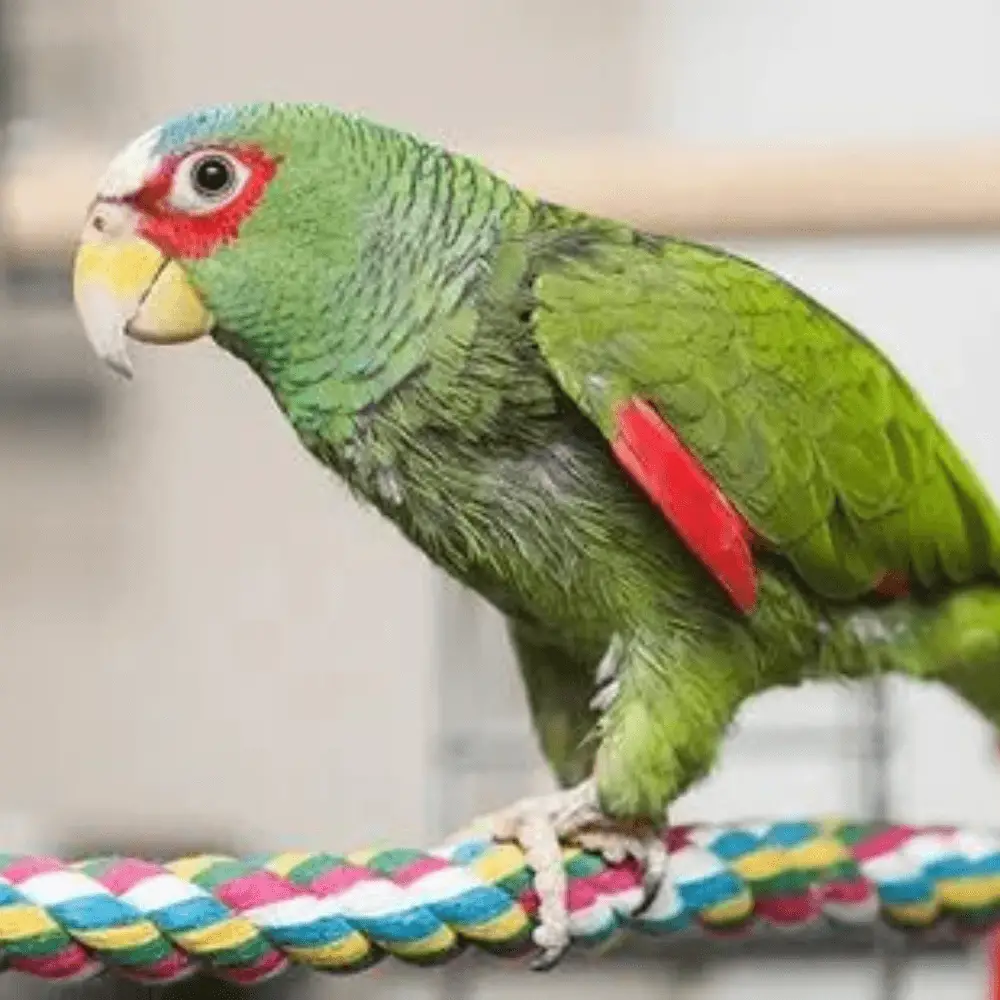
[{"left": 481, "top": 778, "right": 668, "bottom": 970}]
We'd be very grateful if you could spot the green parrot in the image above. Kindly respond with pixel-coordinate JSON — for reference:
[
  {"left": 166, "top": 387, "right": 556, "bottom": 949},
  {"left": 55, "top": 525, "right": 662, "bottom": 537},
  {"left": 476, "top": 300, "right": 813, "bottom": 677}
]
[{"left": 72, "top": 102, "right": 1000, "bottom": 965}]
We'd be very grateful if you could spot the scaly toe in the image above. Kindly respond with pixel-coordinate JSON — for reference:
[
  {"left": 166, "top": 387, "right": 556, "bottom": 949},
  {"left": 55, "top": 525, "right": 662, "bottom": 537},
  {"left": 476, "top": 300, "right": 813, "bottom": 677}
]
[
  {"left": 574, "top": 829, "right": 637, "bottom": 865},
  {"left": 472, "top": 794, "right": 576, "bottom": 971},
  {"left": 529, "top": 923, "right": 572, "bottom": 971},
  {"left": 634, "top": 836, "right": 669, "bottom": 916},
  {"left": 573, "top": 826, "right": 669, "bottom": 918}
]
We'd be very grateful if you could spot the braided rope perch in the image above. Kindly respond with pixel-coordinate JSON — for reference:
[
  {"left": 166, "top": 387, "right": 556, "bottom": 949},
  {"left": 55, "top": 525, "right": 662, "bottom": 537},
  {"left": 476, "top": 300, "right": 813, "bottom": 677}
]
[{"left": 0, "top": 819, "right": 996, "bottom": 985}]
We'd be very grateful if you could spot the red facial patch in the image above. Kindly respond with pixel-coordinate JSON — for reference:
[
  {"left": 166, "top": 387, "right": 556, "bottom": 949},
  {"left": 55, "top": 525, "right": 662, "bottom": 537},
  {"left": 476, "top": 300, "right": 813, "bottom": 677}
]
[
  {"left": 612, "top": 398, "right": 758, "bottom": 613},
  {"left": 124, "top": 145, "right": 278, "bottom": 260}
]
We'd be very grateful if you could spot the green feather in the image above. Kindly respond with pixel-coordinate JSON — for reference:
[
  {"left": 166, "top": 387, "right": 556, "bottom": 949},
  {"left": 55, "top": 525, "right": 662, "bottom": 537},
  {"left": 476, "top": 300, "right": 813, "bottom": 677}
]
[
  {"left": 531, "top": 234, "right": 1000, "bottom": 599},
  {"left": 112, "top": 102, "right": 1000, "bottom": 822}
]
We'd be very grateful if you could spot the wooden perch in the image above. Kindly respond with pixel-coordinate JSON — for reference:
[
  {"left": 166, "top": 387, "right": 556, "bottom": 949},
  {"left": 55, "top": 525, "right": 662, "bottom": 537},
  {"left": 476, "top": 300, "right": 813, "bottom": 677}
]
[
  {"left": 482, "top": 140, "right": 1000, "bottom": 239},
  {"left": 4, "top": 139, "right": 1000, "bottom": 260}
]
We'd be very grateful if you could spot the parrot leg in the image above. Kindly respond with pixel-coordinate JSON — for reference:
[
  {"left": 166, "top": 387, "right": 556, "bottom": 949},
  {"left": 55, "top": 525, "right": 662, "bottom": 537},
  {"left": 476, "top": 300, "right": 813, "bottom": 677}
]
[
  {"left": 483, "top": 777, "right": 668, "bottom": 970},
  {"left": 498, "top": 625, "right": 744, "bottom": 968},
  {"left": 507, "top": 618, "right": 601, "bottom": 788}
]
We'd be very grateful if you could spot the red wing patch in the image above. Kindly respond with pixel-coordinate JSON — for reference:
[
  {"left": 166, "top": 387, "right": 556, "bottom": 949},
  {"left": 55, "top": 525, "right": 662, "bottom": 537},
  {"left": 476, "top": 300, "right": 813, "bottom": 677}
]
[{"left": 611, "top": 398, "right": 758, "bottom": 613}]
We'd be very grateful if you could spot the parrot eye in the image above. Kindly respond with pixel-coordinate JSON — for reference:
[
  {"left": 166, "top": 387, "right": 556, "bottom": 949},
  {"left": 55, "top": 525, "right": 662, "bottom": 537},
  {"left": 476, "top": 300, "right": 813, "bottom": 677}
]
[
  {"left": 167, "top": 150, "right": 250, "bottom": 215},
  {"left": 192, "top": 155, "right": 234, "bottom": 195}
]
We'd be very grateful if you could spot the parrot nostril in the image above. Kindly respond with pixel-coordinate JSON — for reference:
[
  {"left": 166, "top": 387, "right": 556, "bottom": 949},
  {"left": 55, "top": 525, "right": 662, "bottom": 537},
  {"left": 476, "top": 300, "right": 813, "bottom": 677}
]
[{"left": 92, "top": 212, "right": 107, "bottom": 234}]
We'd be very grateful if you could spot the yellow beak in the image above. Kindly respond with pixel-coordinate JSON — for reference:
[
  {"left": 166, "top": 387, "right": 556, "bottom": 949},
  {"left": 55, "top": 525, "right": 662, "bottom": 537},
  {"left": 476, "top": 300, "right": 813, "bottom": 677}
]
[{"left": 72, "top": 202, "right": 214, "bottom": 377}]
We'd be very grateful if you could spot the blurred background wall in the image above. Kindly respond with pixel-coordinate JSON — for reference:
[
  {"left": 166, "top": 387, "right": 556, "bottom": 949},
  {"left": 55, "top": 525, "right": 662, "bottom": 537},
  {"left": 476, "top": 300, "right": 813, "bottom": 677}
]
[{"left": 1, "top": 2, "right": 999, "bottom": 998}]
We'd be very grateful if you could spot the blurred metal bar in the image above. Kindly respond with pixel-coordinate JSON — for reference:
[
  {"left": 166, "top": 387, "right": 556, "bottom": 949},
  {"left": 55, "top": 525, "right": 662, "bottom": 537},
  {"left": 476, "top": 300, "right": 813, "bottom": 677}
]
[
  {"left": 8, "top": 141, "right": 1000, "bottom": 260},
  {"left": 0, "top": 0, "right": 11, "bottom": 292},
  {"left": 863, "top": 679, "right": 906, "bottom": 1000}
]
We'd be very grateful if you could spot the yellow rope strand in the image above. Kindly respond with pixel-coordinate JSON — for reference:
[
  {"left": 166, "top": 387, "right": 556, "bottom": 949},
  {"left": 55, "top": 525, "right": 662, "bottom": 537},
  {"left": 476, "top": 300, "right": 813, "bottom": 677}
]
[{"left": 0, "top": 818, "right": 992, "bottom": 985}]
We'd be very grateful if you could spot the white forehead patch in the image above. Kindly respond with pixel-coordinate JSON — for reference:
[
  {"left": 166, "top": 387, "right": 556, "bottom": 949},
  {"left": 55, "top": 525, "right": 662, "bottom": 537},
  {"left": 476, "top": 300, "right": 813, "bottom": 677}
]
[{"left": 96, "top": 125, "right": 163, "bottom": 198}]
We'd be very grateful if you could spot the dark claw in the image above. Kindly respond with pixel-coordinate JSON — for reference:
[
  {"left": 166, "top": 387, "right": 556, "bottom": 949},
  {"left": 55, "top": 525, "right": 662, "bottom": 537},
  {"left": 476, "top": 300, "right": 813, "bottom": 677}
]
[
  {"left": 632, "top": 838, "right": 669, "bottom": 919},
  {"left": 529, "top": 940, "right": 571, "bottom": 972}
]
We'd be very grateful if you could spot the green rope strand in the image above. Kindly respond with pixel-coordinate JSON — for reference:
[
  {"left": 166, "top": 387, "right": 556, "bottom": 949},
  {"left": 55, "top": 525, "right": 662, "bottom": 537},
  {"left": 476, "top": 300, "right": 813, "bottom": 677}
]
[{"left": 0, "top": 819, "right": 992, "bottom": 985}]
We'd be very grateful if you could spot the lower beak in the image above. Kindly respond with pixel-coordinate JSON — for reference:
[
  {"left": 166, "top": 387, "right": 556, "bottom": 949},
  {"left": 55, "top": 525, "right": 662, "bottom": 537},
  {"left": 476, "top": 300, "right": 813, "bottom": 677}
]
[{"left": 72, "top": 232, "right": 214, "bottom": 378}]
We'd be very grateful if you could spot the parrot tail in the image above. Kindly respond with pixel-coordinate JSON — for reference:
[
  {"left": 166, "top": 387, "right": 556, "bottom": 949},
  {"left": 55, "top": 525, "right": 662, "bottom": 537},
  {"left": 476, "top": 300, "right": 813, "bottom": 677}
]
[{"left": 825, "top": 584, "right": 1000, "bottom": 724}]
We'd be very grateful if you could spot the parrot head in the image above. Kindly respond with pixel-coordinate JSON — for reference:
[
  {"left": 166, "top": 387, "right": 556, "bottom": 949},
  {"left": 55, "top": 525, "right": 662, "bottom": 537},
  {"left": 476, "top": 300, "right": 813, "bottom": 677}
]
[{"left": 72, "top": 102, "right": 379, "bottom": 378}]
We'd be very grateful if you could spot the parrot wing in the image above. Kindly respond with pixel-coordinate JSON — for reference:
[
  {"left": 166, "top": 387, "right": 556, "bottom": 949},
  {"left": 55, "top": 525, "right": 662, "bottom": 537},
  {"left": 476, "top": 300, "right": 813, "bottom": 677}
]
[{"left": 529, "top": 230, "right": 1000, "bottom": 610}]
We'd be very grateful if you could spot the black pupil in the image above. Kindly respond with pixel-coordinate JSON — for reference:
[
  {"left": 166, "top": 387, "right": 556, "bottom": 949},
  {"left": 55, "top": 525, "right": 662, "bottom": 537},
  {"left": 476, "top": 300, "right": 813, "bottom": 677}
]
[{"left": 193, "top": 157, "right": 232, "bottom": 195}]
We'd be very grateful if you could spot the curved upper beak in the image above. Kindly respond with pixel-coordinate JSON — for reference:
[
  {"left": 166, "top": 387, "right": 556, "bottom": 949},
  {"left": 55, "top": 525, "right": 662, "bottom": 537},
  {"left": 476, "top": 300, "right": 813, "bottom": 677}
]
[{"left": 72, "top": 201, "right": 214, "bottom": 377}]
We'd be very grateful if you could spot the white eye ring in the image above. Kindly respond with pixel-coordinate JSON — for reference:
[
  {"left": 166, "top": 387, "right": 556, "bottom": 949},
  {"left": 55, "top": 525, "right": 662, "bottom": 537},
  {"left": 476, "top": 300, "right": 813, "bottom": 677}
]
[{"left": 168, "top": 150, "right": 249, "bottom": 214}]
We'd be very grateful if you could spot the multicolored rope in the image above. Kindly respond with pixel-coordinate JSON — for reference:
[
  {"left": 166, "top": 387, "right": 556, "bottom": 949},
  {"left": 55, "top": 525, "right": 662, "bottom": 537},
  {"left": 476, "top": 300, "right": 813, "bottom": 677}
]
[{"left": 0, "top": 819, "right": 996, "bottom": 985}]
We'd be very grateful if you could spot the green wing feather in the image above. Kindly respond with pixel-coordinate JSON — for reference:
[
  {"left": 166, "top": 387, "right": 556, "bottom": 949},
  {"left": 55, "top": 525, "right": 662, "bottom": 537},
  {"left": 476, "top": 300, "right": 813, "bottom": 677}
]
[{"left": 529, "top": 224, "right": 1000, "bottom": 600}]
